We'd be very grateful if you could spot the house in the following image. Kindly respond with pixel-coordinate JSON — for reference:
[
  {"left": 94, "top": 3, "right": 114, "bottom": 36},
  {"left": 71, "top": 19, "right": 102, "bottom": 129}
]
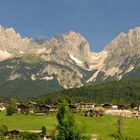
[
  {"left": 105, "top": 109, "right": 132, "bottom": 117},
  {"left": 69, "top": 104, "right": 77, "bottom": 112},
  {"left": 0, "top": 102, "right": 6, "bottom": 111},
  {"left": 37, "top": 104, "right": 52, "bottom": 113},
  {"left": 112, "top": 105, "right": 118, "bottom": 110},
  {"left": 29, "top": 101, "right": 37, "bottom": 106},
  {"left": 17, "top": 104, "right": 30, "bottom": 114},
  {"left": 46, "top": 135, "right": 52, "bottom": 140},
  {"left": 38, "top": 132, "right": 51, "bottom": 140},
  {"left": 117, "top": 105, "right": 125, "bottom": 110},
  {"left": 8, "top": 130, "right": 20, "bottom": 137},
  {"left": 133, "top": 106, "right": 140, "bottom": 111},
  {"left": 50, "top": 104, "right": 59, "bottom": 112},
  {"left": 76, "top": 102, "right": 95, "bottom": 109},
  {"left": 101, "top": 104, "right": 112, "bottom": 109},
  {"left": 131, "top": 110, "right": 140, "bottom": 118},
  {"left": 85, "top": 110, "right": 103, "bottom": 117},
  {"left": 39, "top": 131, "right": 46, "bottom": 139}
]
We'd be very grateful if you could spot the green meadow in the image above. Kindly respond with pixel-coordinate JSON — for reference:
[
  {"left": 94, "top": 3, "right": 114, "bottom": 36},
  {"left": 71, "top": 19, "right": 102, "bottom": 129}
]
[{"left": 0, "top": 111, "right": 140, "bottom": 140}]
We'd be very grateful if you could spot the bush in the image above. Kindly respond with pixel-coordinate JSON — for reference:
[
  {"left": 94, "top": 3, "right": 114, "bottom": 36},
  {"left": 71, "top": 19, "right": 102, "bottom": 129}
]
[
  {"left": 6, "top": 98, "right": 18, "bottom": 116},
  {"left": 41, "top": 126, "right": 47, "bottom": 133},
  {"left": 6, "top": 105, "right": 17, "bottom": 116},
  {"left": 0, "top": 125, "right": 8, "bottom": 136}
]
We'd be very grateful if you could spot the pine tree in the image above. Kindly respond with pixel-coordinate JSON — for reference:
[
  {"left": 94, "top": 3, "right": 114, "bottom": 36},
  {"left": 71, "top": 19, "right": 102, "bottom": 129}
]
[{"left": 53, "top": 99, "right": 90, "bottom": 140}]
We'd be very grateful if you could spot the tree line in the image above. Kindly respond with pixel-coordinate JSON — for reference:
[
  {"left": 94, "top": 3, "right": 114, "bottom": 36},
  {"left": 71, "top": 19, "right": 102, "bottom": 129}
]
[{"left": 34, "top": 79, "right": 140, "bottom": 108}]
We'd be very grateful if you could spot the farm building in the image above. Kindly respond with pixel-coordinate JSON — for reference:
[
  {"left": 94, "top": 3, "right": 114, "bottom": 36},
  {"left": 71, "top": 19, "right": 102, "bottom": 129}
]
[
  {"left": 37, "top": 104, "right": 52, "bottom": 113},
  {"left": 85, "top": 110, "right": 104, "bottom": 117},
  {"left": 76, "top": 102, "right": 95, "bottom": 109},
  {"left": 131, "top": 110, "right": 140, "bottom": 118},
  {"left": 105, "top": 109, "right": 132, "bottom": 117},
  {"left": 17, "top": 104, "right": 34, "bottom": 114},
  {"left": 0, "top": 102, "right": 7, "bottom": 111},
  {"left": 101, "top": 104, "right": 112, "bottom": 109}
]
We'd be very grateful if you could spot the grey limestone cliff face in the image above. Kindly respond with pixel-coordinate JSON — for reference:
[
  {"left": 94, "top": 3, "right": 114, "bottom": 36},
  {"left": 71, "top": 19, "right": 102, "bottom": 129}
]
[{"left": 103, "top": 27, "right": 140, "bottom": 80}]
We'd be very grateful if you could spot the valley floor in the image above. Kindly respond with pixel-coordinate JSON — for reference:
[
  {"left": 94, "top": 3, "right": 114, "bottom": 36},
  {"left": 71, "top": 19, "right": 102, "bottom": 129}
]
[{"left": 0, "top": 111, "right": 139, "bottom": 140}]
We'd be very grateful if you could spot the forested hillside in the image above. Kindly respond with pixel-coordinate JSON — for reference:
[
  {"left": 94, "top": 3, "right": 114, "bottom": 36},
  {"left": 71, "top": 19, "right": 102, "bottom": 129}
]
[
  {"left": 1, "top": 79, "right": 140, "bottom": 108},
  {"left": 35, "top": 79, "right": 140, "bottom": 107}
]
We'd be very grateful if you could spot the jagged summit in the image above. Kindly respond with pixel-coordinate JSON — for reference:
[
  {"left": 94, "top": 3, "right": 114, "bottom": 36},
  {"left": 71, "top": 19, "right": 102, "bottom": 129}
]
[
  {"left": 105, "top": 27, "right": 140, "bottom": 50},
  {"left": 0, "top": 25, "right": 20, "bottom": 38},
  {"left": 64, "top": 31, "right": 82, "bottom": 37},
  {"left": 130, "top": 27, "right": 140, "bottom": 33},
  {"left": 0, "top": 25, "right": 30, "bottom": 44},
  {"left": 63, "top": 31, "right": 88, "bottom": 44},
  {"left": 0, "top": 26, "right": 30, "bottom": 60}
]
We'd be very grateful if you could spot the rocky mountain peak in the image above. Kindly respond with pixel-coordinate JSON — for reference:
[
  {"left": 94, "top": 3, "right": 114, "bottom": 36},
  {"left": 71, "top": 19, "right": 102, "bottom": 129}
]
[
  {"left": 105, "top": 27, "right": 140, "bottom": 53},
  {"left": 5, "top": 27, "right": 16, "bottom": 34},
  {"left": 0, "top": 25, "right": 4, "bottom": 32},
  {"left": 0, "top": 25, "right": 19, "bottom": 37},
  {"left": 0, "top": 25, "right": 140, "bottom": 92},
  {"left": 101, "top": 27, "right": 140, "bottom": 81},
  {"left": 0, "top": 25, "right": 31, "bottom": 60},
  {"left": 0, "top": 25, "right": 30, "bottom": 47},
  {"left": 63, "top": 31, "right": 84, "bottom": 43},
  {"left": 131, "top": 27, "right": 140, "bottom": 33},
  {"left": 61, "top": 31, "right": 91, "bottom": 60}
]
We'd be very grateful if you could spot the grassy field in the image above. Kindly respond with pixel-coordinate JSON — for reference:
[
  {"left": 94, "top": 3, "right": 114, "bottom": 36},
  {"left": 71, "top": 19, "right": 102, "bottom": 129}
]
[{"left": 0, "top": 111, "right": 140, "bottom": 139}]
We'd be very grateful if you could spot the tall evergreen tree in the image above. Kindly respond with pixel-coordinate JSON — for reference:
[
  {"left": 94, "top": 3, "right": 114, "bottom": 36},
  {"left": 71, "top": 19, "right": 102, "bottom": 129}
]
[
  {"left": 54, "top": 99, "right": 90, "bottom": 140},
  {"left": 6, "top": 98, "right": 18, "bottom": 116}
]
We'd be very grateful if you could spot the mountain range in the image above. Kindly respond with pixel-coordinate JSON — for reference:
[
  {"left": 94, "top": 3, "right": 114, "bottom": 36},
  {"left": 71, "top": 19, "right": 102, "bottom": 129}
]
[{"left": 0, "top": 25, "right": 140, "bottom": 97}]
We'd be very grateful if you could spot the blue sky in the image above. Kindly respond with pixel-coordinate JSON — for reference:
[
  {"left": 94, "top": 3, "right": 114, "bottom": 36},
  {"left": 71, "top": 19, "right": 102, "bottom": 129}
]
[{"left": 0, "top": 0, "right": 140, "bottom": 52}]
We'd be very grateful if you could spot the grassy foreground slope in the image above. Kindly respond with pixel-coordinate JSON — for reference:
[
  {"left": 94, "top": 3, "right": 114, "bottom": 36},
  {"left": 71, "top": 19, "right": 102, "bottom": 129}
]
[{"left": 0, "top": 111, "right": 139, "bottom": 140}]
